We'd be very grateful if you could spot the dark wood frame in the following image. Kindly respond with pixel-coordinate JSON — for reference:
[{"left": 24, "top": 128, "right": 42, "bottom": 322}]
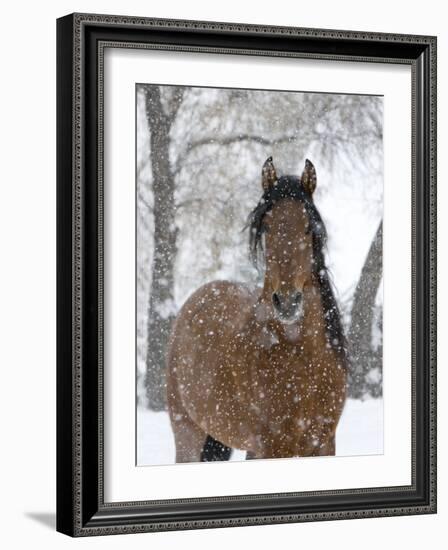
[{"left": 57, "top": 13, "right": 437, "bottom": 537}]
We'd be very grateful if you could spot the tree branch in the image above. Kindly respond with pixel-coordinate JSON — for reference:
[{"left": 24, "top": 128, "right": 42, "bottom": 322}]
[
  {"left": 167, "top": 87, "right": 185, "bottom": 122},
  {"left": 174, "top": 133, "right": 299, "bottom": 172}
]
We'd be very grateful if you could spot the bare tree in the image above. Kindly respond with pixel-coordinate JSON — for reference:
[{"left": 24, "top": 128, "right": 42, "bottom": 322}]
[
  {"left": 145, "top": 86, "right": 184, "bottom": 410},
  {"left": 347, "top": 221, "right": 383, "bottom": 398}
]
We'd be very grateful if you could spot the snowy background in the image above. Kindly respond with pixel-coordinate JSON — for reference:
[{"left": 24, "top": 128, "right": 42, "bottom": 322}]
[{"left": 136, "top": 84, "right": 384, "bottom": 465}]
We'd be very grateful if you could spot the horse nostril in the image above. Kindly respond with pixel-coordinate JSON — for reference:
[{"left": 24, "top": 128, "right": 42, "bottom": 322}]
[
  {"left": 292, "top": 292, "right": 302, "bottom": 306},
  {"left": 272, "top": 292, "right": 281, "bottom": 309}
]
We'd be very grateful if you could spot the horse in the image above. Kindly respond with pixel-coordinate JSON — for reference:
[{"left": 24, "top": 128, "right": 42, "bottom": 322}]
[{"left": 166, "top": 157, "right": 348, "bottom": 462}]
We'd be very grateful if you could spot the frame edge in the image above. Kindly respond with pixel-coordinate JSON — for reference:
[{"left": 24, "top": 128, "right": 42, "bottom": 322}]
[{"left": 56, "top": 13, "right": 76, "bottom": 538}]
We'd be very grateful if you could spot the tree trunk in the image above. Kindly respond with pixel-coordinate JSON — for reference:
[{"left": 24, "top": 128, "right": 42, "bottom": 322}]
[
  {"left": 347, "top": 221, "right": 383, "bottom": 399},
  {"left": 144, "top": 87, "right": 180, "bottom": 410}
]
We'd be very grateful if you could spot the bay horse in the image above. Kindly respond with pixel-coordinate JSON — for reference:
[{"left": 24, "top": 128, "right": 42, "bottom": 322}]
[{"left": 166, "top": 157, "right": 347, "bottom": 462}]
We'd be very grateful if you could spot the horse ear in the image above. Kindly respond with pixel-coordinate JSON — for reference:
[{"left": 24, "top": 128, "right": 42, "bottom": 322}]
[
  {"left": 301, "top": 159, "right": 317, "bottom": 195},
  {"left": 261, "top": 156, "right": 277, "bottom": 191}
]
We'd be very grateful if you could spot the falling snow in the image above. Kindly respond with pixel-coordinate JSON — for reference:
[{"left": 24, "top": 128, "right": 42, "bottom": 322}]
[{"left": 136, "top": 84, "right": 384, "bottom": 464}]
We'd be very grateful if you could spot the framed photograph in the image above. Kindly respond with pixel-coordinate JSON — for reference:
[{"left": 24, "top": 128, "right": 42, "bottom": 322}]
[{"left": 57, "top": 13, "right": 437, "bottom": 536}]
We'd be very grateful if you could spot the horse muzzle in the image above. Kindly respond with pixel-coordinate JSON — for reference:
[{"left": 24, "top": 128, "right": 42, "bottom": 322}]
[{"left": 272, "top": 291, "right": 304, "bottom": 324}]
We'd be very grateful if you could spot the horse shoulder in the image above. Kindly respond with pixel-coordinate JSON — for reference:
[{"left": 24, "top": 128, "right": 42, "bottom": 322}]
[
  {"left": 167, "top": 281, "right": 258, "bottom": 433},
  {"left": 176, "top": 281, "right": 256, "bottom": 331},
  {"left": 167, "top": 280, "right": 258, "bottom": 375}
]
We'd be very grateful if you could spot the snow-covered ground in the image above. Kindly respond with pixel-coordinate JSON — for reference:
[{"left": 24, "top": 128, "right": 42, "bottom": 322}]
[{"left": 137, "top": 398, "right": 383, "bottom": 466}]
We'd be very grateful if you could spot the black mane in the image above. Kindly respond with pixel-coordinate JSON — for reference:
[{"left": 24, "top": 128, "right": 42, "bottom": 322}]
[{"left": 248, "top": 175, "right": 347, "bottom": 362}]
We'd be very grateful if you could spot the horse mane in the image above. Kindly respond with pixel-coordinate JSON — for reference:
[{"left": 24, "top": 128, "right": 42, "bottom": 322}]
[{"left": 248, "top": 175, "right": 348, "bottom": 363}]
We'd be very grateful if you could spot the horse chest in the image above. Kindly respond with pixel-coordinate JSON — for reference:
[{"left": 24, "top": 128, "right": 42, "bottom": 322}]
[{"left": 237, "top": 343, "right": 339, "bottom": 415}]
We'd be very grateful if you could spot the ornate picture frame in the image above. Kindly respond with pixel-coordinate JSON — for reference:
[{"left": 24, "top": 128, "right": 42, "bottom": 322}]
[{"left": 57, "top": 13, "right": 436, "bottom": 536}]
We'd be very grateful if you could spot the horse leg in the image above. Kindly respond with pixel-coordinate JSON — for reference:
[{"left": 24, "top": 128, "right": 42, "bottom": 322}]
[
  {"left": 167, "top": 380, "right": 206, "bottom": 462},
  {"left": 167, "top": 370, "right": 208, "bottom": 463},
  {"left": 170, "top": 409, "right": 210, "bottom": 463},
  {"left": 308, "top": 434, "right": 336, "bottom": 457},
  {"left": 201, "top": 436, "right": 232, "bottom": 461},
  {"left": 170, "top": 406, "right": 232, "bottom": 463},
  {"left": 167, "top": 371, "right": 233, "bottom": 463},
  {"left": 319, "top": 435, "right": 336, "bottom": 456}
]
